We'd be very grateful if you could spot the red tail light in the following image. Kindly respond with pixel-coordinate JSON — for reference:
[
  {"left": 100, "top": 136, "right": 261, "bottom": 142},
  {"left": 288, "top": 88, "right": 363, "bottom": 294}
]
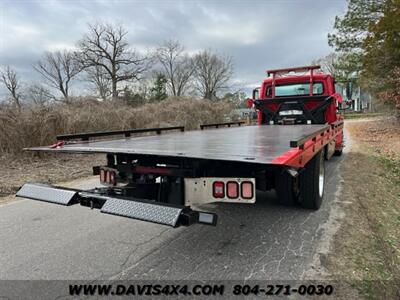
[
  {"left": 100, "top": 169, "right": 116, "bottom": 185},
  {"left": 227, "top": 181, "right": 239, "bottom": 198},
  {"left": 109, "top": 171, "right": 116, "bottom": 185},
  {"left": 241, "top": 181, "right": 254, "bottom": 199},
  {"left": 106, "top": 170, "right": 111, "bottom": 183},
  {"left": 213, "top": 181, "right": 225, "bottom": 198},
  {"left": 100, "top": 169, "right": 105, "bottom": 182}
]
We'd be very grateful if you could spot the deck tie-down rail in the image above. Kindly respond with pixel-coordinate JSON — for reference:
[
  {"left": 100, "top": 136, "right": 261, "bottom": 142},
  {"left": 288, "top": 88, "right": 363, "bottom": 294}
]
[
  {"left": 200, "top": 121, "right": 245, "bottom": 130},
  {"left": 56, "top": 126, "right": 185, "bottom": 142}
]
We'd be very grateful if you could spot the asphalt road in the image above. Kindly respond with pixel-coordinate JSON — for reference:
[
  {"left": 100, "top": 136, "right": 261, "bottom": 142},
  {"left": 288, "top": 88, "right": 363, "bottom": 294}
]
[{"left": 0, "top": 146, "right": 346, "bottom": 281}]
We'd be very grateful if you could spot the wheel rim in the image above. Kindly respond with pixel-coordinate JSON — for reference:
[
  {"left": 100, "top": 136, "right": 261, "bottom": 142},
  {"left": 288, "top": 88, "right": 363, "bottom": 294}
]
[{"left": 318, "top": 153, "right": 325, "bottom": 198}]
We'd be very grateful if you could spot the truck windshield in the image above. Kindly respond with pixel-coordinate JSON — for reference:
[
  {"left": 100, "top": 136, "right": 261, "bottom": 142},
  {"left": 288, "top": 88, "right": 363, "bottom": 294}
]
[{"left": 266, "top": 82, "right": 324, "bottom": 97}]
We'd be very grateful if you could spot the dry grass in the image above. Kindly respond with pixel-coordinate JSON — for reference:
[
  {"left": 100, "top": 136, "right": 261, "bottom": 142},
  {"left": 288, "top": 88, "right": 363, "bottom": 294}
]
[
  {"left": 0, "top": 153, "right": 103, "bottom": 198},
  {"left": 0, "top": 97, "right": 233, "bottom": 198},
  {"left": 349, "top": 116, "right": 400, "bottom": 162},
  {"left": 0, "top": 97, "right": 233, "bottom": 156},
  {"left": 326, "top": 118, "right": 400, "bottom": 299}
]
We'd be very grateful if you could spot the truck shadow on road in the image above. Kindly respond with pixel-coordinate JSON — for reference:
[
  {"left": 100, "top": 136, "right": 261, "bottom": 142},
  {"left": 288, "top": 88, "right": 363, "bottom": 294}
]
[{"left": 120, "top": 185, "right": 334, "bottom": 280}]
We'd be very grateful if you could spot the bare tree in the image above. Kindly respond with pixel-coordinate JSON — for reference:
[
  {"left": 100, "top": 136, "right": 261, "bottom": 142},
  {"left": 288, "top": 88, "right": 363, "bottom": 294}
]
[
  {"left": 313, "top": 52, "right": 353, "bottom": 80},
  {"left": 26, "top": 84, "right": 55, "bottom": 106},
  {"left": 192, "top": 50, "right": 234, "bottom": 100},
  {"left": 0, "top": 65, "right": 22, "bottom": 109},
  {"left": 34, "top": 50, "right": 81, "bottom": 101},
  {"left": 78, "top": 23, "right": 151, "bottom": 100},
  {"left": 156, "top": 40, "right": 194, "bottom": 96},
  {"left": 312, "top": 53, "right": 338, "bottom": 75},
  {"left": 85, "top": 65, "right": 111, "bottom": 100}
]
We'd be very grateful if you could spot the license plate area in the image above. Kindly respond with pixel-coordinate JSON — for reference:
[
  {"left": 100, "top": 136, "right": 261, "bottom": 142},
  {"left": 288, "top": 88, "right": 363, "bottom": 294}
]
[{"left": 184, "top": 177, "right": 256, "bottom": 205}]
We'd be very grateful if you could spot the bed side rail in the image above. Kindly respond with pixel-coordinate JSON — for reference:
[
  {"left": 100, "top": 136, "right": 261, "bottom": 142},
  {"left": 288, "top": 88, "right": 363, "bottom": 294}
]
[
  {"left": 289, "top": 120, "right": 343, "bottom": 149},
  {"left": 200, "top": 121, "right": 245, "bottom": 130},
  {"left": 289, "top": 125, "right": 330, "bottom": 149},
  {"left": 57, "top": 126, "right": 185, "bottom": 142}
]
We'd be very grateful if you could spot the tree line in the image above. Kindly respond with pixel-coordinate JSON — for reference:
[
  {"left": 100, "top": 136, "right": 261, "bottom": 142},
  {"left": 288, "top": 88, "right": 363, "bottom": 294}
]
[
  {"left": 323, "top": 0, "right": 399, "bottom": 113},
  {"left": 0, "top": 22, "right": 234, "bottom": 108}
]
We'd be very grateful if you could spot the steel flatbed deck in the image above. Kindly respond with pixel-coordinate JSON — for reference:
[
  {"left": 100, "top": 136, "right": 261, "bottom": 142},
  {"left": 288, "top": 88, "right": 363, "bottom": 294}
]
[{"left": 29, "top": 124, "right": 329, "bottom": 165}]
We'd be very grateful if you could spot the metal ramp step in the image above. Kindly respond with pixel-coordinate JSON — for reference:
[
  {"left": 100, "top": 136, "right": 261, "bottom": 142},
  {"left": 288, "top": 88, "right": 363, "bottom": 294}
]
[
  {"left": 16, "top": 183, "right": 218, "bottom": 227},
  {"left": 100, "top": 197, "right": 183, "bottom": 227},
  {"left": 16, "top": 183, "right": 78, "bottom": 206}
]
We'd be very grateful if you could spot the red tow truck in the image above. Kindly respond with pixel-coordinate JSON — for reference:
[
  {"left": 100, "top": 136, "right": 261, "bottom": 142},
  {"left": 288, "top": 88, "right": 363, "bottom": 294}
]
[{"left": 16, "top": 65, "right": 344, "bottom": 228}]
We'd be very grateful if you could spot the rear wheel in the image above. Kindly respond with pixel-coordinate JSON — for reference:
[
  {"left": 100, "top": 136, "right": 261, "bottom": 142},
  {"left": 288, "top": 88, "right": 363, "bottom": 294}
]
[
  {"left": 334, "top": 148, "right": 343, "bottom": 156},
  {"left": 334, "top": 132, "right": 344, "bottom": 156},
  {"left": 299, "top": 150, "right": 325, "bottom": 209},
  {"left": 275, "top": 170, "right": 297, "bottom": 206}
]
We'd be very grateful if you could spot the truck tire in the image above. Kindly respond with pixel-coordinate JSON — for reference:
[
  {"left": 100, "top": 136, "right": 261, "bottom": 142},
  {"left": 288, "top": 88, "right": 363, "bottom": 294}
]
[
  {"left": 334, "top": 148, "right": 343, "bottom": 156},
  {"left": 275, "top": 170, "right": 297, "bottom": 206},
  {"left": 334, "top": 132, "right": 344, "bottom": 156},
  {"left": 299, "top": 150, "right": 325, "bottom": 209}
]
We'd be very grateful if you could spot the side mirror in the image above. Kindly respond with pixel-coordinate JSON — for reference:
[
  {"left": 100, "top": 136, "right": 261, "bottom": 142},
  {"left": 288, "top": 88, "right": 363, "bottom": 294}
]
[
  {"left": 252, "top": 88, "right": 260, "bottom": 100},
  {"left": 246, "top": 98, "right": 254, "bottom": 108}
]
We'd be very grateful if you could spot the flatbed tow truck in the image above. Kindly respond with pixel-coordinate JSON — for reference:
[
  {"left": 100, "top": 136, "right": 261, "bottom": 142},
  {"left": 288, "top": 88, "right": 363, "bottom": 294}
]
[{"left": 16, "top": 65, "right": 344, "bottom": 228}]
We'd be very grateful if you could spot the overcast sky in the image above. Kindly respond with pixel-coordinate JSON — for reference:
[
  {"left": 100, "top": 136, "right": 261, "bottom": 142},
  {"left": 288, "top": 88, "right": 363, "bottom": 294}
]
[{"left": 0, "top": 0, "right": 347, "bottom": 97}]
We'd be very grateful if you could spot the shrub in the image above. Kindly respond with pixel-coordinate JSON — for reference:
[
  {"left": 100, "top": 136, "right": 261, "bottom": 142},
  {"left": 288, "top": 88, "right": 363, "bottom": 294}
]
[{"left": 0, "top": 97, "right": 233, "bottom": 156}]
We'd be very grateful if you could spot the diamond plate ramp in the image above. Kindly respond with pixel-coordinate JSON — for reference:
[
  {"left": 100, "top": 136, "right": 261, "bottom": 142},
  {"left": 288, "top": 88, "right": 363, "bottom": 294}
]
[
  {"left": 16, "top": 183, "right": 78, "bottom": 205},
  {"left": 100, "top": 197, "right": 183, "bottom": 227}
]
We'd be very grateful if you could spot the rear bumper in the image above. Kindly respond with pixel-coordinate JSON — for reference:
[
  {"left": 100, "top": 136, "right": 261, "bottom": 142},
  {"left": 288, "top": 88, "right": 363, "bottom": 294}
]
[{"left": 16, "top": 183, "right": 217, "bottom": 227}]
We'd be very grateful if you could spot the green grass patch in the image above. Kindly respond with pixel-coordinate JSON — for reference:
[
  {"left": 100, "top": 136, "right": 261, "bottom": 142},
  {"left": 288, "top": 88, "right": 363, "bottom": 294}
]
[
  {"left": 342, "top": 112, "right": 383, "bottom": 120},
  {"left": 377, "top": 155, "right": 400, "bottom": 183}
]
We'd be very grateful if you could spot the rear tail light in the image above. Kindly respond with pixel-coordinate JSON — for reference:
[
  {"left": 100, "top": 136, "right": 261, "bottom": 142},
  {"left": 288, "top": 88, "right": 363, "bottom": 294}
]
[
  {"left": 109, "top": 171, "right": 115, "bottom": 184},
  {"left": 227, "top": 181, "right": 239, "bottom": 198},
  {"left": 241, "top": 181, "right": 254, "bottom": 199},
  {"left": 100, "top": 169, "right": 116, "bottom": 186},
  {"left": 106, "top": 170, "right": 111, "bottom": 183},
  {"left": 213, "top": 181, "right": 225, "bottom": 198},
  {"left": 100, "top": 169, "right": 106, "bottom": 182}
]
